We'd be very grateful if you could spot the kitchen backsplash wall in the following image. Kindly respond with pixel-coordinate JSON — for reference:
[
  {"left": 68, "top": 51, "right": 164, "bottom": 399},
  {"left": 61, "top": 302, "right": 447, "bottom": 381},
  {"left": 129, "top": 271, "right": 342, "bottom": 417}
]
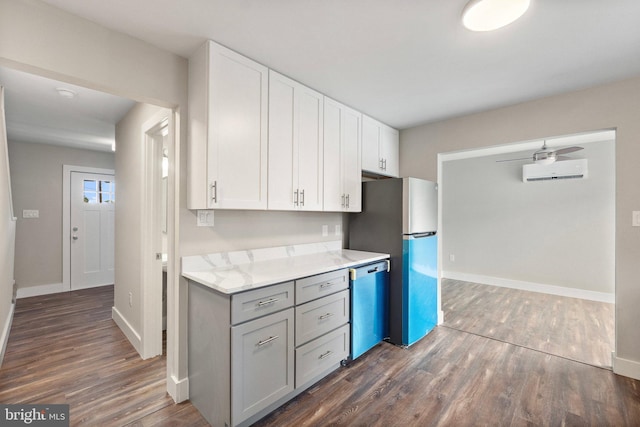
[{"left": 179, "top": 208, "right": 344, "bottom": 257}]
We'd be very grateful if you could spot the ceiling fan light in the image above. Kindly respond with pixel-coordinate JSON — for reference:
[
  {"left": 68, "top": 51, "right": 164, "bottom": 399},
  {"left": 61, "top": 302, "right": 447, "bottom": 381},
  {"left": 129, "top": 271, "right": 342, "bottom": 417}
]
[{"left": 462, "top": 0, "right": 530, "bottom": 32}]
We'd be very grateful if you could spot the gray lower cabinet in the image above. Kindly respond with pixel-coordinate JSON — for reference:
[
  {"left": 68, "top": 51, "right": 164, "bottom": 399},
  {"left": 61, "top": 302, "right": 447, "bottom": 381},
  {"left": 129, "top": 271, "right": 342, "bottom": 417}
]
[
  {"left": 188, "top": 268, "right": 350, "bottom": 427},
  {"left": 231, "top": 308, "right": 294, "bottom": 424}
]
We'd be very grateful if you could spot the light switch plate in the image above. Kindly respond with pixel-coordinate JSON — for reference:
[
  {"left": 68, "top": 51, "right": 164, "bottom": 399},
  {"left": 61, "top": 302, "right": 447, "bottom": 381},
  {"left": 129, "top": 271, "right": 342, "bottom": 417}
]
[
  {"left": 633, "top": 211, "right": 640, "bottom": 227},
  {"left": 22, "top": 209, "right": 39, "bottom": 219},
  {"left": 197, "top": 210, "right": 215, "bottom": 227}
]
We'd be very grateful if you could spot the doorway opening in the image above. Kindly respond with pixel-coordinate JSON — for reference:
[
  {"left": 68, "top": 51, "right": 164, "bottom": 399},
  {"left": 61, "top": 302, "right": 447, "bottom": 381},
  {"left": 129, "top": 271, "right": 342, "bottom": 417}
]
[{"left": 437, "top": 129, "right": 616, "bottom": 369}]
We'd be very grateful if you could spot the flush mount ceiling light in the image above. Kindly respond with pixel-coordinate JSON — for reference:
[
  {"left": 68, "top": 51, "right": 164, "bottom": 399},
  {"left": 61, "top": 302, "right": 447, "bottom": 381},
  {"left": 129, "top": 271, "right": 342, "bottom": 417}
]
[
  {"left": 462, "top": 0, "right": 531, "bottom": 32},
  {"left": 56, "top": 87, "right": 77, "bottom": 99}
]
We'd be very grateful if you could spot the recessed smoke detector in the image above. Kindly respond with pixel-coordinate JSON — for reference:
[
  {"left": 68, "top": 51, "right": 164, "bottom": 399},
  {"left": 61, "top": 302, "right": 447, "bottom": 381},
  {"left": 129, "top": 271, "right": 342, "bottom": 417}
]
[{"left": 56, "top": 87, "right": 77, "bottom": 99}]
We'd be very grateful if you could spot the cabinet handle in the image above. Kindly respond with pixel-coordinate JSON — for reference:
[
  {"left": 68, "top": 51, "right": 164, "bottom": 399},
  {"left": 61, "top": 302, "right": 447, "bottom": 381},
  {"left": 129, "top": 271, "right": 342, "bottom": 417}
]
[
  {"left": 346, "top": 194, "right": 350, "bottom": 209},
  {"left": 319, "top": 350, "right": 333, "bottom": 360},
  {"left": 379, "top": 158, "right": 384, "bottom": 170},
  {"left": 294, "top": 189, "right": 299, "bottom": 206},
  {"left": 341, "top": 194, "right": 345, "bottom": 208},
  {"left": 318, "top": 312, "right": 334, "bottom": 320},
  {"left": 320, "top": 282, "right": 334, "bottom": 289},
  {"left": 256, "top": 335, "right": 279, "bottom": 347},
  {"left": 256, "top": 298, "right": 279, "bottom": 307},
  {"left": 300, "top": 189, "right": 305, "bottom": 206},
  {"left": 211, "top": 181, "right": 217, "bottom": 203},
  {"left": 383, "top": 158, "right": 387, "bottom": 171}
]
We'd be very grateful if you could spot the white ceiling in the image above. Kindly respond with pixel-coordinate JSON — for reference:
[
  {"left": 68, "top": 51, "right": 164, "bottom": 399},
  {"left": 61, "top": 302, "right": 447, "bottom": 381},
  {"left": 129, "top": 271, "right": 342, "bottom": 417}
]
[
  {"left": 34, "top": 0, "right": 640, "bottom": 130},
  {"left": 0, "top": 66, "right": 135, "bottom": 152}
]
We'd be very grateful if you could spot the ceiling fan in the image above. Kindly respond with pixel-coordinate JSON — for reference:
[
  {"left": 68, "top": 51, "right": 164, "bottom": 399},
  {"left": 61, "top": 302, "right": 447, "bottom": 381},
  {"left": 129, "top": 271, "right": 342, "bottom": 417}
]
[{"left": 496, "top": 141, "right": 584, "bottom": 165}]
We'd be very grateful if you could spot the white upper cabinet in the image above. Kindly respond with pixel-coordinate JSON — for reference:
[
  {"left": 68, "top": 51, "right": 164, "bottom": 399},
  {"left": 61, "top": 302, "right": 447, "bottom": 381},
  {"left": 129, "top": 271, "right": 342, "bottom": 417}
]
[
  {"left": 361, "top": 115, "right": 399, "bottom": 177},
  {"left": 268, "top": 71, "right": 324, "bottom": 211},
  {"left": 188, "top": 40, "right": 269, "bottom": 210},
  {"left": 323, "top": 98, "right": 362, "bottom": 212}
]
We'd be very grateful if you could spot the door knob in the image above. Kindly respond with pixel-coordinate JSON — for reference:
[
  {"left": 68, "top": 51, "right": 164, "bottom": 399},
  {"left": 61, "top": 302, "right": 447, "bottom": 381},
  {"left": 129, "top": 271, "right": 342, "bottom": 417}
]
[{"left": 73, "top": 227, "right": 78, "bottom": 232}]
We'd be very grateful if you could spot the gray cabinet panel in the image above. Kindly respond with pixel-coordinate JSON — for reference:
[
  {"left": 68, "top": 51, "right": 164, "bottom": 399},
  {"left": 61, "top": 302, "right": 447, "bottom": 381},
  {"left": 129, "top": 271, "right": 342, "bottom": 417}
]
[
  {"left": 295, "top": 268, "right": 348, "bottom": 304},
  {"left": 231, "top": 308, "right": 294, "bottom": 425},
  {"left": 231, "top": 281, "right": 294, "bottom": 324},
  {"left": 295, "top": 290, "right": 349, "bottom": 346},
  {"left": 295, "top": 324, "right": 350, "bottom": 388}
]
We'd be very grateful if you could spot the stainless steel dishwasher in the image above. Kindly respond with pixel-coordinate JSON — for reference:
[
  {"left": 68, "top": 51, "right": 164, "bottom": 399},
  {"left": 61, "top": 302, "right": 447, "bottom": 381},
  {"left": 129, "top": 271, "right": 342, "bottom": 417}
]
[{"left": 348, "top": 260, "right": 390, "bottom": 361}]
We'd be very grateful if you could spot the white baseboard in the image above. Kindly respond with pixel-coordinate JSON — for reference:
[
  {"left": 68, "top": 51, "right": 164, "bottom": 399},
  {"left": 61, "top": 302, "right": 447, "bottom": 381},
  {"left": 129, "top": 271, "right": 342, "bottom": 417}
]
[
  {"left": 612, "top": 352, "right": 640, "bottom": 381},
  {"left": 442, "top": 271, "right": 615, "bottom": 303},
  {"left": 167, "top": 374, "right": 189, "bottom": 403},
  {"left": 112, "top": 306, "right": 143, "bottom": 357},
  {"left": 0, "top": 302, "right": 15, "bottom": 368},
  {"left": 16, "top": 282, "right": 64, "bottom": 299}
]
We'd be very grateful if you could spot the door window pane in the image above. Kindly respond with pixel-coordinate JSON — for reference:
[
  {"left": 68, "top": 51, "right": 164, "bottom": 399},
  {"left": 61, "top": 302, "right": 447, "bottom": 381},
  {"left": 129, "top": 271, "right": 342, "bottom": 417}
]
[{"left": 83, "top": 179, "right": 115, "bottom": 204}]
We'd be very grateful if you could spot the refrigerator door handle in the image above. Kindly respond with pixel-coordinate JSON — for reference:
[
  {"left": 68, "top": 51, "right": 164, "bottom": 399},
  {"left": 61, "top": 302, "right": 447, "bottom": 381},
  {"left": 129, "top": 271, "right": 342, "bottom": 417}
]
[{"left": 404, "top": 232, "right": 436, "bottom": 239}]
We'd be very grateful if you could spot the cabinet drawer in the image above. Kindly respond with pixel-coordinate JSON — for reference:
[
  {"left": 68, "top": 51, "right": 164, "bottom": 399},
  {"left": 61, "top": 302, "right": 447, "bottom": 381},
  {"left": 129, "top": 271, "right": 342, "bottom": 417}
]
[
  {"left": 295, "top": 290, "right": 349, "bottom": 346},
  {"left": 295, "top": 323, "right": 349, "bottom": 388},
  {"left": 295, "top": 269, "right": 348, "bottom": 305},
  {"left": 231, "top": 281, "right": 294, "bottom": 325}
]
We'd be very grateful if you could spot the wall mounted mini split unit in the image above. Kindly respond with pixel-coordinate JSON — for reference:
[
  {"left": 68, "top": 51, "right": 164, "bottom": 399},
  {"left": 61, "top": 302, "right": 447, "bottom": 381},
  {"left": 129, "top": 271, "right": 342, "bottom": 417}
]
[{"left": 522, "top": 159, "right": 588, "bottom": 182}]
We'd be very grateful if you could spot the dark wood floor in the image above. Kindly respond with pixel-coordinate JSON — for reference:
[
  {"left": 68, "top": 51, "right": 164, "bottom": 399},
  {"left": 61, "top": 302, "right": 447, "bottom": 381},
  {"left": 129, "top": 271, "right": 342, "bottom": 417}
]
[
  {"left": 441, "top": 278, "right": 615, "bottom": 368},
  {"left": 3, "top": 283, "right": 638, "bottom": 427},
  {"left": 0, "top": 286, "right": 207, "bottom": 427}
]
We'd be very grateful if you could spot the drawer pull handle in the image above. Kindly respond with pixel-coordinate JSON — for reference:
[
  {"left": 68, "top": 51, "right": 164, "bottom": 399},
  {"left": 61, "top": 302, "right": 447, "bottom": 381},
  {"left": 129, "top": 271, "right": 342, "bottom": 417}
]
[
  {"left": 319, "top": 312, "right": 334, "bottom": 320},
  {"left": 256, "top": 298, "right": 279, "bottom": 307},
  {"left": 320, "top": 282, "right": 334, "bottom": 289},
  {"left": 257, "top": 335, "right": 279, "bottom": 347},
  {"left": 319, "top": 350, "right": 333, "bottom": 360}
]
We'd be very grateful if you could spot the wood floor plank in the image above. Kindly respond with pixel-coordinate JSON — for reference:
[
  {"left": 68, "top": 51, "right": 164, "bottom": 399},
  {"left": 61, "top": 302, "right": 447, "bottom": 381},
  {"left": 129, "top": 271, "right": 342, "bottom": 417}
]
[
  {"left": 3, "top": 282, "right": 637, "bottom": 427},
  {"left": 441, "top": 279, "right": 615, "bottom": 368},
  {"left": 0, "top": 286, "right": 208, "bottom": 427}
]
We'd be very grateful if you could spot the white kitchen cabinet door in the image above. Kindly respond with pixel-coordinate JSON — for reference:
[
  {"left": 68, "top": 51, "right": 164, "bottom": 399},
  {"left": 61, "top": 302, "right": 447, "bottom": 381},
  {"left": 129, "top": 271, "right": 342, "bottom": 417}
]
[
  {"left": 323, "top": 98, "right": 362, "bottom": 212},
  {"left": 268, "top": 71, "right": 324, "bottom": 211},
  {"left": 381, "top": 125, "right": 399, "bottom": 177},
  {"left": 341, "top": 106, "right": 362, "bottom": 212},
  {"left": 188, "top": 40, "right": 268, "bottom": 210},
  {"left": 361, "top": 116, "right": 381, "bottom": 173},
  {"left": 361, "top": 114, "right": 399, "bottom": 178}
]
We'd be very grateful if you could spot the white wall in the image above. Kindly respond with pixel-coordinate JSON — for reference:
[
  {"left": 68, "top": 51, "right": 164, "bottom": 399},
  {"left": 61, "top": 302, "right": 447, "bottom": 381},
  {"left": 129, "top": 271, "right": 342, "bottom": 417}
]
[
  {"left": 441, "top": 139, "right": 614, "bottom": 297},
  {"left": 112, "top": 103, "right": 166, "bottom": 353},
  {"left": 0, "top": 86, "right": 16, "bottom": 367},
  {"left": 0, "top": 0, "right": 346, "bottom": 399},
  {"left": 8, "top": 141, "right": 115, "bottom": 294},
  {"left": 400, "top": 75, "right": 640, "bottom": 379}
]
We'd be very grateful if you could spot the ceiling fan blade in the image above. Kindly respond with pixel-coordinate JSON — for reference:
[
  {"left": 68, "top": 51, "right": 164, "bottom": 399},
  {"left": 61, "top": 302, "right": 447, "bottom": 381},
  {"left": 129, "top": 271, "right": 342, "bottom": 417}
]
[
  {"left": 554, "top": 146, "right": 583, "bottom": 155},
  {"left": 495, "top": 157, "right": 531, "bottom": 163}
]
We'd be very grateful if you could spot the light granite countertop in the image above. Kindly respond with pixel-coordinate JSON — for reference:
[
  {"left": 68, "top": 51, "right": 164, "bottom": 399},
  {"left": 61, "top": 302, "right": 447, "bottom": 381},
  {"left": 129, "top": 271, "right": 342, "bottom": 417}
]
[{"left": 181, "top": 241, "right": 389, "bottom": 295}]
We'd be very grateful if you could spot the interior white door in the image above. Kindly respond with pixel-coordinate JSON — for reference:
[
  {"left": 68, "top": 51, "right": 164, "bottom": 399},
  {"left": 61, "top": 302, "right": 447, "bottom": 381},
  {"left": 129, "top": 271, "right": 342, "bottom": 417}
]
[{"left": 70, "top": 172, "right": 115, "bottom": 290}]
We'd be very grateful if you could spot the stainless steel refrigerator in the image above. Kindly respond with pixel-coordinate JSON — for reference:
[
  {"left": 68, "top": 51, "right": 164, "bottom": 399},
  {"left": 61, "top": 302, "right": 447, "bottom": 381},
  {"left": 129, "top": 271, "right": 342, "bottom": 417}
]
[{"left": 349, "top": 177, "right": 438, "bottom": 346}]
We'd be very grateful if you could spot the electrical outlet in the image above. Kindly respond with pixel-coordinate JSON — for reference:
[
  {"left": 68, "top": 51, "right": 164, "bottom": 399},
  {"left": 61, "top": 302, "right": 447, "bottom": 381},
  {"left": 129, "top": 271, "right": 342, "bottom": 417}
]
[
  {"left": 335, "top": 224, "right": 341, "bottom": 236},
  {"left": 128, "top": 292, "right": 133, "bottom": 307},
  {"left": 322, "top": 225, "right": 328, "bottom": 237},
  {"left": 633, "top": 211, "right": 640, "bottom": 227},
  {"left": 449, "top": 254, "right": 455, "bottom": 262},
  {"left": 22, "top": 209, "right": 39, "bottom": 219},
  {"left": 197, "top": 210, "right": 215, "bottom": 227}
]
